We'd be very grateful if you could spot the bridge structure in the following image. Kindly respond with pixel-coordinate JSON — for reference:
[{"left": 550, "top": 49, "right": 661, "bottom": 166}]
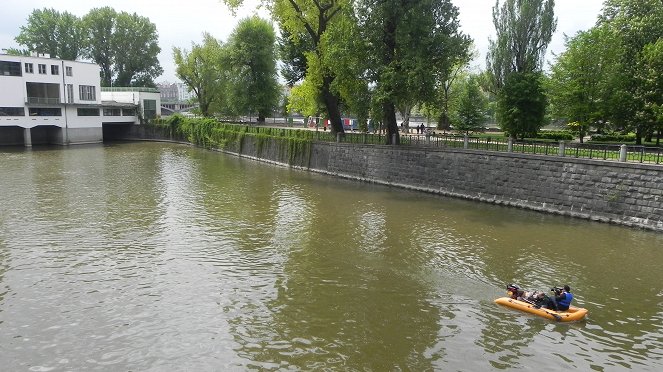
[{"left": 160, "top": 102, "right": 198, "bottom": 115}]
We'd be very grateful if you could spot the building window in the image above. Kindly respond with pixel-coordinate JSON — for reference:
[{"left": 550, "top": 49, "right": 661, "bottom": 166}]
[
  {"left": 25, "top": 63, "right": 34, "bottom": 74},
  {"left": 66, "top": 84, "right": 74, "bottom": 103},
  {"left": 65, "top": 66, "right": 72, "bottom": 76},
  {"left": 0, "top": 107, "right": 25, "bottom": 116},
  {"left": 79, "top": 85, "right": 96, "bottom": 101},
  {"left": 38, "top": 64, "right": 47, "bottom": 74},
  {"left": 143, "top": 99, "right": 157, "bottom": 120},
  {"left": 0, "top": 61, "right": 22, "bottom": 76},
  {"left": 29, "top": 107, "right": 62, "bottom": 116},
  {"left": 26, "top": 82, "right": 60, "bottom": 104},
  {"left": 122, "top": 108, "right": 136, "bottom": 116},
  {"left": 77, "top": 108, "right": 100, "bottom": 116},
  {"left": 103, "top": 108, "right": 121, "bottom": 116},
  {"left": 51, "top": 65, "right": 59, "bottom": 75}
]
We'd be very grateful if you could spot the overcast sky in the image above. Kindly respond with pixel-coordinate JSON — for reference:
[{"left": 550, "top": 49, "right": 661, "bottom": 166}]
[{"left": 1, "top": 0, "right": 606, "bottom": 83}]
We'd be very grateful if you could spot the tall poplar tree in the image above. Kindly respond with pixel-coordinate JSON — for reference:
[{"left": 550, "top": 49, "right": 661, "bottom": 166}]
[
  {"left": 487, "top": 0, "right": 556, "bottom": 138},
  {"left": 227, "top": 16, "right": 280, "bottom": 123},
  {"left": 486, "top": 0, "right": 556, "bottom": 90}
]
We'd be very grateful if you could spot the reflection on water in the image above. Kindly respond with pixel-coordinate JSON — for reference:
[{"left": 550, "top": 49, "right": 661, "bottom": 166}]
[{"left": 0, "top": 142, "right": 662, "bottom": 370}]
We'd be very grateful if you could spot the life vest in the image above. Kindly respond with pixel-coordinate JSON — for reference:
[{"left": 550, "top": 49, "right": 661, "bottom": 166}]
[{"left": 558, "top": 292, "right": 573, "bottom": 309}]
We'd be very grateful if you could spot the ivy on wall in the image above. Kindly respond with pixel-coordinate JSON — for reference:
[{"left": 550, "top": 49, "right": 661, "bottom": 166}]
[{"left": 152, "top": 115, "right": 311, "bottom": 165}]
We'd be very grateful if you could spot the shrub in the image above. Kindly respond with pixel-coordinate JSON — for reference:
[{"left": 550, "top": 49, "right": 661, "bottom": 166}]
[
  {"left": 590, "top": 133, "right": 636, "bottom": 142},
  {"left": 532, "top": 130, "right": 574, "bottom": 141}
]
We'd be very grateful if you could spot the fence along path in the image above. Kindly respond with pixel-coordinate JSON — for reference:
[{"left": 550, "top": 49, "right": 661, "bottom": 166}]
[{"left": 233, "top": 125, "right": 663, "bottom": 165}]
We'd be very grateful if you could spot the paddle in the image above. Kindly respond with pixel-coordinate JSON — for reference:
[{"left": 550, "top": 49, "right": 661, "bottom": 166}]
[{"left": 521, "top": 298, "right": 562, "bottom": 321}]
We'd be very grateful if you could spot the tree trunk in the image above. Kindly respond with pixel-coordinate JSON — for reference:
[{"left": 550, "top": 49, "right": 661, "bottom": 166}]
[
  {"left": 382, "top": 13, "right": 398, "bottom": 145},
  {"left": 384, "top": 101, "right": 399, "bottom": 145},
  {"left": 399, "top": 105, "right": 411, "bottom": 133},
  {"left": 321, "top": 75, "right": 343, "bottom": 135}
]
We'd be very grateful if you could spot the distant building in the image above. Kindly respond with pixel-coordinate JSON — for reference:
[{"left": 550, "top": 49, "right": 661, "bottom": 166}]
[
  {"left": 101, "top": 87, "right": 161, "bottom": 123},
  {"left": 157, "top": 82, "right": 193, "bottom": 102},
  {"left": 177, "top": 83, "right": 194, "bottom": 102},
  {"left": 0, "top": 53, "right": 159, "bottom": 146},
  {"left": 157, "top": 82, "right": 178, "bottom": 102}
]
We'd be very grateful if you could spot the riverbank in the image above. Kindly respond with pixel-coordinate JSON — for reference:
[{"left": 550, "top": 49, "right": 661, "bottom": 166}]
[{"left": 112, "top": 123, "right": 663, "bottom": 232}]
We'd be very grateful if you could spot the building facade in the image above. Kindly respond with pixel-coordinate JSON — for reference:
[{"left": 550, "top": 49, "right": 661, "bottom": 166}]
[{"left": 0, "top": 54, "right": 160, "bottom": 146}]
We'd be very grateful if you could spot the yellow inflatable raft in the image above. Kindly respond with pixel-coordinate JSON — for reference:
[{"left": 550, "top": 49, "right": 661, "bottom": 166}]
[{"left": 494, "top": 297, "right": 588, "bottom": 322}]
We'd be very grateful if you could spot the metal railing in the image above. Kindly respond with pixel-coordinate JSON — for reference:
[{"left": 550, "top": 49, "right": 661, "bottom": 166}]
[
  {"left": 100, "top": 87, "right": 160, "bottom": 93},
  {"left": 209, "top": 124, "right": 663, "bottom": 166},
  {"left": 26, "top": 97, "right": 60, "bottom": 105}
]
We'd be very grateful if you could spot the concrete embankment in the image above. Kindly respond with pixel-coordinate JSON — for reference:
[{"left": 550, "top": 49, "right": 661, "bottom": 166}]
[{"left": 116, "top": 124, "right": 663, "bottom": 232}]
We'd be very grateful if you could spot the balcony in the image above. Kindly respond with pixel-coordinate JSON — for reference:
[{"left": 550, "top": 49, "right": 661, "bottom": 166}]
[
  {"left": 26, "top": 97, "right": 61, "bottom": 105},
  {"left": 26, "top": 82, "right": 61, "bottom": 106}
]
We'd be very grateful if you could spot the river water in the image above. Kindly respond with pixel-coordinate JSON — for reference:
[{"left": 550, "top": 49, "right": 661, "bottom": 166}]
[{"left": 1, "top": 142, "right": 662, "bottom": 371}]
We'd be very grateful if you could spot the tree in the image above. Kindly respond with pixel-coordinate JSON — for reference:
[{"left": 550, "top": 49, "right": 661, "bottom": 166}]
[
  {"left": 487, "top": 0, "right": 555, "bottom": 137},
  {"left": 496, "top": 72, "right": 547, "bottom": 139},
  {"left": 597, "top": 0, "right": 663, "bottom": 144},
  {"left": 642, "top": 39, "right": 663, "bottom": 144},
  {"left": 112, "top": 12, "right": 163, "bottom": 86},
  {"left": 173, "top": 33, "right": 228, "bottom": 117},
  {"left": 225, "top": 0, "right": 348, "bottom": 134},
  {"left": 319, "top": 8, "right": 372, "bottom": 130},
  {"left": 277, "top": 23, "right": 312, "bottom": 88},
  {"left": 356, "top": 0, "right": 469, "bottom": 144},
  {"left": 547, "top": 27, "right": 616, "bottom": 142},
  {"left": 428, "top": 54, "right": 472, "bottom": 132},
  {"left": 15, "top": 8, "right": 85, "bottom": 60},
  {"left": 486, "top": 0, "right": 556, "bottom": 91},
  {"left": 454, "top": 76, "right": 488, "bottom": 134},
  {"left": 82, "top": 7, "right": 162, "bottom": 87},
  {"left": 226, "top": 17, "right": 281, "bottom": 123}
]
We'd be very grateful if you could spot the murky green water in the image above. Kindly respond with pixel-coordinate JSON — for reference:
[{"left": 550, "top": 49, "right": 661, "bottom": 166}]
[{"left": 1, "top": 142, "right": 662, "bottom": 371}]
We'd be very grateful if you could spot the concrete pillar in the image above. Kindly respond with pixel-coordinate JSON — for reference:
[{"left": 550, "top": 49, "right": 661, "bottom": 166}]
[
  {"left": 619, "top": 144, "right": 628, "bottom": 162},
  {"left": 508, "top": 137, "right": 513, "bottom": 152},
  {"left": 336, "top": 133, "right": 342, "bottom": 143},
  {"left": 392, "top": 134, "right": 397, "bottom": 145},
  {"left": 464, "top": 134, "right": 469, "bottom": 149},
  {"left": 558, "top": 141, "right": 566, "bottom": 157},
  {"left": 23, "top": 128, "right": 32, "bottom": 147}
]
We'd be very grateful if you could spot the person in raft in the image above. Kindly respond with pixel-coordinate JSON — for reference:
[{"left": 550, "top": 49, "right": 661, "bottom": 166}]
[{"left": 551, "top": 285, "right": 574, "bottom": 311}]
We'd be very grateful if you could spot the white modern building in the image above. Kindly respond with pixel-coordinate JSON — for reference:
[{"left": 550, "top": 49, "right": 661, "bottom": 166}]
[
  {"left": 0, "top": 53, "right": 160, "bottom": 146},
  {"left": 100, "top": 87, "right": 161, "bottom": 123}
]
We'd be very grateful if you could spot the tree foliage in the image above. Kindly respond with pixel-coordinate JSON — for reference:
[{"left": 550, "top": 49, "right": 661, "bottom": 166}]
[
  {"left": 277, "top": 23, "right": 311, "bottom": 87},
  {"left": 15, "top": 7, "right": 162, "bottom": 87},
  {"left": 598, "top": 0, "right": 663, "bottom": 143},
  {"left": 486, "top": 0, "right": 556, "bottom": 91},
  {"left": 173, "top": 34, "right": 228, "bottom": 117},
  {"left": 82, "top": 7, "right": 162, "bottom": 87},
  {"left": 496, "top": 72, "right": 547, "bottom": 139},
  {"left": 224, "top": 0, "right": 348, "bottom": 134},
  {"left": 15, "top": 8, "right": 85, "bottom": 60},
  {"left": 487, "top": 0, "right": 555, "bottom": 137},
  {"left": 546, "top": 0, "right": 663, "bottom": 144},
  {"left": 454, "top": 75, "right": 488, "bottom": 133},
  {"left": 356, "top": 0, "right": 469, "bottom": 143},
  {"left": 226, "top": 16, "right": 280, "bottom": 122},
  {"left": 547, "top": 27, "right": 616, "bottom": 141}
]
